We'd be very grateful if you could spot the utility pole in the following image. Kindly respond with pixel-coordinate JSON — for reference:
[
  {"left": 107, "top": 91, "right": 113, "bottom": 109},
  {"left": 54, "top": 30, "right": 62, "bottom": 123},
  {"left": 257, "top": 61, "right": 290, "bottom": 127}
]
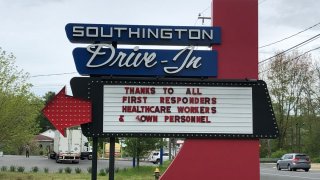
[{"left": 198, "top": 13, "right": 211, "bottom": 25}]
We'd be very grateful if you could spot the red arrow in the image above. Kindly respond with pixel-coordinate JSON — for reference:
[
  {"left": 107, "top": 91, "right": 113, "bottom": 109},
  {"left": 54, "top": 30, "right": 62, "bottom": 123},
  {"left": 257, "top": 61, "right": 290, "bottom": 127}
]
[{"left": 42, "top": 87, "right": 92, "bottom": 136}]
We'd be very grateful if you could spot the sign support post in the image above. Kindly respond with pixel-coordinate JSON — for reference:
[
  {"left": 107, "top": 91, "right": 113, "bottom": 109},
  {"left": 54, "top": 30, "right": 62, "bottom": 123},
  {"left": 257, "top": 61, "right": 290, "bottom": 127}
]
[
  {"left": 160, "top": 0, "right": 262, "bottom": 179},
  {"left": 109, "top": 137, "right": 115, "bottom": 180},
  {"left": 91, "top": 137, "right": 98, "bottom": 180},
  {"left": 108, "top": 41, "right": 117, "bottom": 180}
]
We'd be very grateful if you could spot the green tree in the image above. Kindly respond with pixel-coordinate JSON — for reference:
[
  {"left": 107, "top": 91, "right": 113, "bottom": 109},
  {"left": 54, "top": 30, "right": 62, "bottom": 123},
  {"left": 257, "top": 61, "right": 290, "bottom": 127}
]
[
  {"left": 260, "top": 50, "right": 318, "bottom": 154},
  {"left": 303, "top": 116, "right": 320, "bottom": 157},
  {"left": 37, "top": 91, "right": 55, "bottom": 132},
  {"left": 0, "top": 48, "right": 41, "bottom": 154},
  {"left": 124, "top": 138, "right": 164, "bottom": 167},
  {"left": 303, "top": 61, "right": 320, "bottom": 157}
]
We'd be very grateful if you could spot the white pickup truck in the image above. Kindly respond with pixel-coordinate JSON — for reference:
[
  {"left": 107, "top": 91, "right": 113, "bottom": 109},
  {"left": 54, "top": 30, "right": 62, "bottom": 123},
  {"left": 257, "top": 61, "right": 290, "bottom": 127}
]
[{"left": 147, "top": 151, "right": 169, "bottom": 164}]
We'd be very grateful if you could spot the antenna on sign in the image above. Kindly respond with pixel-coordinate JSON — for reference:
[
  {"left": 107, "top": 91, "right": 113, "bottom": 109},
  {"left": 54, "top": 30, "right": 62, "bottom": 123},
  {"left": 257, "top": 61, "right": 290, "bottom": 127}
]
[{"left": 198, "top": 13, "right": 211, "bottom": 25}]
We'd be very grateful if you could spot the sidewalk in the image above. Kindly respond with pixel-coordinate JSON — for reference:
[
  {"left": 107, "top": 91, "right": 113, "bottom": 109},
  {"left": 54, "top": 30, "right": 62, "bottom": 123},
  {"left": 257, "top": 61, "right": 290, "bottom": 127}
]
[{"left": 311, "top": 163, "right": 320, "bottom": 170}]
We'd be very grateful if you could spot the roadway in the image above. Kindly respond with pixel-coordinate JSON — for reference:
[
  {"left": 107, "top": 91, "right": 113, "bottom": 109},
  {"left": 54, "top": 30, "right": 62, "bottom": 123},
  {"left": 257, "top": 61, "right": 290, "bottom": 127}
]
[
  {"left": 0, "top": 155, "right": 151, "bottom": 173},
  {"left": 0, "top": 155, "right": 319, "bottom": 179},
  {"left": 261, "top": 163, "right": 320, "bottom": 180}
]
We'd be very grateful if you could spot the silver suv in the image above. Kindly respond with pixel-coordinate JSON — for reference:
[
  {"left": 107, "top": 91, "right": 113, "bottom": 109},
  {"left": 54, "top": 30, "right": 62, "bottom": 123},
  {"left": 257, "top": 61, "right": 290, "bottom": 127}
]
[
  {"left": 277, "top": 153, "right": 311, "bottom": 172},
  {"left": 147, "top": 151, "right": 169, "bottom": 164}
]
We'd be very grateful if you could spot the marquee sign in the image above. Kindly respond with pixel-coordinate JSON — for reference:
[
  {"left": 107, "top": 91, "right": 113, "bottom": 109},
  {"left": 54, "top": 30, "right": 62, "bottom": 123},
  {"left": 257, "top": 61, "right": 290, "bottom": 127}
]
[
  {"left": 65, "top": 23, "right": 221, "bottom": 46},
  {"left": 103, "top": 85, "right": 252, "bottom": 134},
  {"left": 73, "top": 45, "right": 217, "bottom": 76},
  {"left": 70, "top": 77, "right": 279, "bottom": 139}
]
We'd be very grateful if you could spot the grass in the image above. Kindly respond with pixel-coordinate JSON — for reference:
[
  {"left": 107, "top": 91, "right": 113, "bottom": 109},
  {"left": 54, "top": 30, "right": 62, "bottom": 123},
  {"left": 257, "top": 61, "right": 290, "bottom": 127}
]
[
  {"left": 0, "top": 172, "right": 92, "bottom": 180},
  {"left": 0, "top": 161, "right": 171, "bottom": 180}
]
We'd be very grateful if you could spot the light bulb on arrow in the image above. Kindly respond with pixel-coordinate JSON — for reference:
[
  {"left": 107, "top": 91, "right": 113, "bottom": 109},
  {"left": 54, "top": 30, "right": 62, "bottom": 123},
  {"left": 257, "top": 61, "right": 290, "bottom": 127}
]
[{"left": 42, "top": 86, "right": 92, "bottom": 137}]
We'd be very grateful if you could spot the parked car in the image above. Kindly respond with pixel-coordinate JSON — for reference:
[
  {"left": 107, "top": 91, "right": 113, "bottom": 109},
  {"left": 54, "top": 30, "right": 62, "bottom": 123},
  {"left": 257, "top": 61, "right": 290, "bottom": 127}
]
[
  {"left": 276, "top": 153, "right": 311, "bottom": 172},
  {"left": 147, "top": 151, "right": 169, "bottom": 164}
]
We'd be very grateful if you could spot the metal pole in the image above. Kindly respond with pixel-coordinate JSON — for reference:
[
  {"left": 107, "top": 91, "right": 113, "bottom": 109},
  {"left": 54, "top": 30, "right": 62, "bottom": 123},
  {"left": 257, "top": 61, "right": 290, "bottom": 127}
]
[
  {"left": 160, "top": 147, "right": 163, "bottom": 165},
  {"left": 168, "top": 138, "right": 172, "bottom": 160},
  {"left": 295, "top": 123, "right": 298, "bottom": 152},
  {"left": 91, "top": 137, "right": 98, "bottom": 180},
  {"left": 172, "top": 138, "right": 176, "bottom": 158},
  {"left": 108, "top": 41, "right": 117, "bottom": 180},
  {"left": 133, "top": 156, "right": 136, "bottom": 167},
  {"left": 102, "top": 142, "right": 105, "bottom": 159},
  {"left": 298, "top": 125, "right": 301, "bottom": 152},
  {"left": 109, "top": 137, "right": 115, "bottom": 180}
]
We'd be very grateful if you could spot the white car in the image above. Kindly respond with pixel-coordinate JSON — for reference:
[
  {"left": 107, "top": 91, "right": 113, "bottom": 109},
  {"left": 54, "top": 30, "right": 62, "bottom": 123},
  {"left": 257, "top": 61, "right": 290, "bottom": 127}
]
[{"left": 147, "top": 151, "right": 169, "bottom": 164}]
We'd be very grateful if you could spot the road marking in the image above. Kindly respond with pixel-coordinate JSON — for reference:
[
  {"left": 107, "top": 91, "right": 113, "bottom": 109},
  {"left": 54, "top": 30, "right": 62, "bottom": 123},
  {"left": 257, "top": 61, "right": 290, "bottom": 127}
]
[{"left": 261, "top": 172, "right": 320, "bottom": 180}]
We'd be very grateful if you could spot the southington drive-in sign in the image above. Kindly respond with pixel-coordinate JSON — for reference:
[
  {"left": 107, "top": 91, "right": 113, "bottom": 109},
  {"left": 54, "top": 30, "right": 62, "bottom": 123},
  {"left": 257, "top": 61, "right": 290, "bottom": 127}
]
[
  {"left": 42, "top": 2, "right": 276, "bottom": 179},
  {"left": 65, "top": 23, "right": 221, "bottom": 77},
  {"left": 44, "top": 23, "right": 278, "bottom": 139}
]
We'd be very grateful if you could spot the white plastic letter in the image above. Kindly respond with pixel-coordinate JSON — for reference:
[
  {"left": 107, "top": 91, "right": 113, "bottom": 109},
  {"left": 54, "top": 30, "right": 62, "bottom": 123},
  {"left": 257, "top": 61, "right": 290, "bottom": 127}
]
[
  {"left": 175, "top": 29, "right": 187, "bottom": 39},
  {"left": 86, "top": 44, "right": 115, "bottom": 67},
  {"left": 189, "top": 29, "right": 201, "bottom": 40},
  {"left": 161, "top": 29, "right": 172, "bottom": 39},
  {"left": 86, "top": 27, "right": 99, "bottom": 37},
  {"left": 73, "top": 26, "right": 84, "bottom": 37}
]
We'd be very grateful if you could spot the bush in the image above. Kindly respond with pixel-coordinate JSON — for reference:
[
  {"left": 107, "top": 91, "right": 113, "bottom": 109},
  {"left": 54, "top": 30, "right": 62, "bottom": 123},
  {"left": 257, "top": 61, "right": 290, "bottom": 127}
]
[
  {"left": 31, "top": 166, "right": 39, "bottom": 173},
  {"left": 105, "top": 167, "right": 109, "bottom": 174},
  {"left": 17, "top": 166, "right": 25, "bottom": 172},
  {"left": 1, "top": 166, "right": 7, "bottom": 172},
  {"left": 87, "top": 167, "right": 92, "bottom": 174},
  {"left": 9, "top": 165, "right": 16, "bottom": 172},
  {"left": 75, "top": 167, "right": 82, "bottom": 174},
  {"left": 44, "top": 167, "right": 49, "bottom": 173},
  {"left": 58, "top": 168, "right": 63, "bottom": 173},
  {"left": 270, "top": 149, "right": 287, "bottom": 158},
  {"left": 99, "top": 169, "right": 106, "bottom": 176},
  {"left": 312, "top": 157, "right": 320, "bottom": 163},
  {"left": 115, "top": 167, "right": 119, "bottom": 173},
  {"left": 64, "top": 167, "right": 72, "bottom": 174}
]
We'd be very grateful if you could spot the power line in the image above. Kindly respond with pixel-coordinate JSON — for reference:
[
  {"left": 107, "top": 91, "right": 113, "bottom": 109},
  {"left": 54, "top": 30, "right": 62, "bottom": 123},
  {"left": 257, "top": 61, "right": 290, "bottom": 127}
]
[
  {"left": 200, "top": 5, "right": 211, "bottom": 14},
  {"left": 259, "top": 46, "right": 320, "bottom": 74},
  {"left": 32, "top": 85, "right": 65, "bottom": 88},
  {"left": 30, "top": 72, "right": 77, "bottom": 78},
  {"left": 193, "top": 17, "right": 199, "bottom": 26},
  {"left": 259, "top": 33, "right": 320, "bottom": 64},
  {"left": 259, "top": 22, "right": 320, "bottom": 49},
  {"left": 291, "top": 46, "right": 320, "bottom": 60}
]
